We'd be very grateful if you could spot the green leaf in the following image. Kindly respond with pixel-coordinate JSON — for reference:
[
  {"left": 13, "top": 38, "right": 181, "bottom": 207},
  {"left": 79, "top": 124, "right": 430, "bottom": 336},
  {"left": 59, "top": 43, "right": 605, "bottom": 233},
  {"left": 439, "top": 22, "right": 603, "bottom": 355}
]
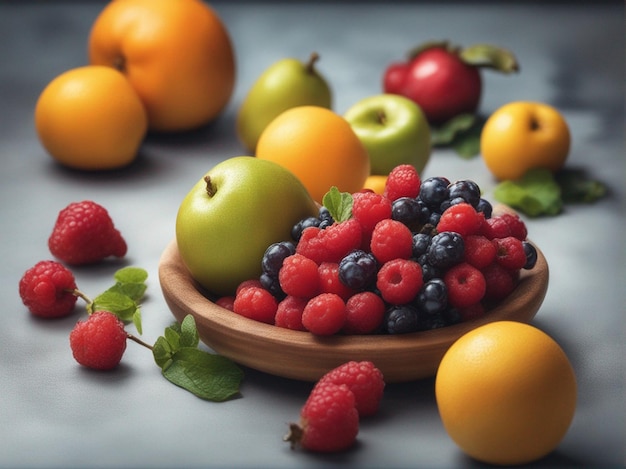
[
  {"left": 322, "top": 186, "right": 353, "bottom": 222},
  {"left": 132, "top": 309, "right": 142, "bottom": 335},
  {"left": 431, "top": 113, "right": 476, "bottom": 146},
  {"left": 555, "top": 168, "right": 607, "bottom": 203},
  {"left": 493, "top": 169, "right": 563, "bottom": 217},
  {"left": 179, "top": 314, "right": 199, "bottom": 348},
  {"left": 164, "top": 325, "right": 181, "bottom": 351},
  {"left": 106, "top": 282, "right": 147, "bottom": 302},
  {"left": 161, "top": 347, "right": 243, "bottom": 402},
  {"left": 459, "top": 43, "right": 520, "bottom": 73},
  {"left": 92, "top": 290, "right": 138, "bottom": 322},
  {"left": 152, "top": 336, "right": 173, "bottom": 369},
  {"left": 114, "top": 267, "right": 148, "bottom": 284}
]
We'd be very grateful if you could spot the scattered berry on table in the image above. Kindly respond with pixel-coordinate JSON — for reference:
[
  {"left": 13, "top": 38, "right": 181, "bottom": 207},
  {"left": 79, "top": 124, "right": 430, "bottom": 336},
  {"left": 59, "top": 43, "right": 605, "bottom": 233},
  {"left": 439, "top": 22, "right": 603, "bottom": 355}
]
[
  {"left": 69, "top": 311, "right": 127, "bottom": 370},
  {"left": 48, "top": 200, "right": 127, "bottom": 265},
  {"left": 285, "top": 382, "right": 359, "bottom": 453},
  {"left": 315, "top": 360, "right": 385, "bottom": 417},
  {"left": 19, "top": 260, "right": 78, "bottom": 318}
]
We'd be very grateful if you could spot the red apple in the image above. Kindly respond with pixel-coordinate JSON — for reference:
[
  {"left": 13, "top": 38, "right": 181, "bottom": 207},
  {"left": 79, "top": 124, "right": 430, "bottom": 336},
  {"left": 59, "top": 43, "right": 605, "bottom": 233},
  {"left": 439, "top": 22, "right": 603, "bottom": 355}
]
[{"left": 383, "top": 41, "right": 519, "bottom": 125}]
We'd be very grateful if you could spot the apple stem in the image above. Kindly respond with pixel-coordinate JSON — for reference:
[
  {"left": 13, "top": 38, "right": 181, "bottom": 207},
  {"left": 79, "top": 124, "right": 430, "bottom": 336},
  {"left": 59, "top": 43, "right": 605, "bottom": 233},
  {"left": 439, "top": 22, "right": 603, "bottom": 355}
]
[
  {"left": 306, "top": 52, "right": 320, "bottom": 74},
  {"left": 530, "top": 118, "right": 541, "bottom": 131},
  {"left": 377, "top": 109, "right": 387, "bottom": 125},
  {"left": 204, "top": 176, "right": 217, "bottom": 197}
]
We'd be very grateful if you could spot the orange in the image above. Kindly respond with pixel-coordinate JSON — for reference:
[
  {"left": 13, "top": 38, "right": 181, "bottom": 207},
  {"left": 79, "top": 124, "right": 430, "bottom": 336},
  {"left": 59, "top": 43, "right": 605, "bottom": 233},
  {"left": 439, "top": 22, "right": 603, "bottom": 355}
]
[
  {"left": 362, "top": 174, "right": 388, "bottom": 195},
  {"left": 480, "top": 101, "right": 570, "bottom": 181},
  {"left": 256, "top": 106, "right": 370, "bottom": 203},
  {"left": 34, "top": 65, "right": 148, "bottom": 171},
  {"left": 88, "top": 0, "right": 235, "bottom": 132},
  {"left": 435, "top": 321, "right": 577, "bottom": 465}
]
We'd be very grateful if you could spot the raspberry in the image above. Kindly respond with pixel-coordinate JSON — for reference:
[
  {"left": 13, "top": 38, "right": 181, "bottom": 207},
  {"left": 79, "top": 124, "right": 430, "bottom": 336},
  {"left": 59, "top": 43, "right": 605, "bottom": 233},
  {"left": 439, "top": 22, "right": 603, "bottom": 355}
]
[
  {"left": 302, "top": 293, "right": 346, "bottom": 336},
  {"left": 499, "top": 212, "right": 528, "bottom": 240},
  {"left": 69, "top": 311, "right": 127, "bottom": 370},
  {"left": 318, "top": 262, "right": 355, "bottom": 300},
  {"left": 493, "top": 236, "right": 527, "bottom": 270},
  {"left": 236, "top": 279, "right": 263, "bottom": 295},
  {"left": 296, "top": 219, "right": 362, "bottom": 264},
  {"left": 19, "top": 260, "right": 78, "bottom": 318},
  {"left": 481, "top": 262, "right": 518, "bottom": 302},
  {"left": 343, "top": 291, "right": 386, "bottom": 335},
  {"left": 376, "top": 258, "right": 423, "bottom": 305},
  {"left": 233, "top": 286, "right": 278, "bottom": 324},
  {"left": 436, "top": 202, "right": 485, "bottom": 237},
  {"left": 384, "top": 164, "right": 421, "bottom": 201},
  {"left": 443, "top": 262, "right": 487, "bottom": 308},
  {"left": 480, "top": 215, "right": 512, "bottom": 240},
  {"left": 285, "top": 382, "right": 359, "bottom": 452},
  {"left": 275, "top": 296, "right": 307, "bottom": 331},
  {"left": 215, "top": 296, "right": 235, "bottom": 311},
  {"left": 463, "top": 235, "right": 497, "bottom": 269},
  {"left": 352, "top": 191, "right": 392, "bottom": 236},
  {"left": 315, "top": 361, "right": 385, "bottom": 417},
  {"left": 370, "top": 219, "right": 413, "bottom": 264},
  {"left": 48, "top": 200, "right": 127, "bottom": 265},
  {"left": 279, "top": 254, "right": 320, "bottom": 299}
]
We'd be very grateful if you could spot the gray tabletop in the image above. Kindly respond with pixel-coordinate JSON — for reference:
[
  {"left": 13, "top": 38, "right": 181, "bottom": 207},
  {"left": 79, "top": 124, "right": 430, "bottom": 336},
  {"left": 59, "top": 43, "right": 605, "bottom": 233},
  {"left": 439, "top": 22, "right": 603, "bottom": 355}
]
[{"left": 1, "top": 1, "right": 624, "bottom": 468}]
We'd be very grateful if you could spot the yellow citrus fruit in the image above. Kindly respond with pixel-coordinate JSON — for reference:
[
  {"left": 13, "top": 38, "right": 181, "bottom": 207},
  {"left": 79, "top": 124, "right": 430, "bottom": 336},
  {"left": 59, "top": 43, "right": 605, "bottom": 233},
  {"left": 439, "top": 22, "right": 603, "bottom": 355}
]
[
  {"left": 362, "top": 174, "right": 388, "bottom": 195},
  {"left": 88, "top": 0, "right": 235, "bottom": 132},
  {"left": 480, "top": 101, "right": 571, "bottom": 181},
  {"left": 435, "top": 321, "right": 577, "bottom": 466},
  {"left": 34, "top": 65, "right": 148, "bottom": 171},
  {"left": 256, "top": 106, "right": 370, "bottom": 203}
]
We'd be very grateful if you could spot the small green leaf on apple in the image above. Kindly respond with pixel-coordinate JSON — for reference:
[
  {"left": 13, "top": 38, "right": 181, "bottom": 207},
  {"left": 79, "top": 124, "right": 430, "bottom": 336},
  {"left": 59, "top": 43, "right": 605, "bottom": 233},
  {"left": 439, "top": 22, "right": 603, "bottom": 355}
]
[{"left": 323, "top": 186, "right": 353, "bottom": 222}]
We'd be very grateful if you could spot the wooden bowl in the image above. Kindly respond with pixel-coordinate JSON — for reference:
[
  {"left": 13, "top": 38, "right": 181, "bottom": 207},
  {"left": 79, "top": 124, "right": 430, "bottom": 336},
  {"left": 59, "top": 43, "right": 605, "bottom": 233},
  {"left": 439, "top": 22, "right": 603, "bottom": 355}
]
[{"left": 158, "top": 237, "right": 549, "bottom": 383}]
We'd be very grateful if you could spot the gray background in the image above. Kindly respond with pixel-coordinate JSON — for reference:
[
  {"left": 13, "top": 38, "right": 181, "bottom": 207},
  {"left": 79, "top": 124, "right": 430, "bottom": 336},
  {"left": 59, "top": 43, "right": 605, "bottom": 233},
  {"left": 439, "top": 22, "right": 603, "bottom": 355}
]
[{"left": 1, "top": 1, "right": 624, "bottom": 468}]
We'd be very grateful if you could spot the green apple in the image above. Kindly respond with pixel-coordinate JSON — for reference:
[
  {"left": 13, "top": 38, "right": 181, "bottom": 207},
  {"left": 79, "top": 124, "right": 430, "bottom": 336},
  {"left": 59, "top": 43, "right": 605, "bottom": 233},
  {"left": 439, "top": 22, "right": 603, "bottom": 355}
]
[
  {"left": 344, "top": 94, "right": 431, "bottom": 176},
  {"left": 236, "top": 52, "right": 332, "bottom": 153},
  {"left": 175, "top": 156, "right": 318, "bottom": 297}
]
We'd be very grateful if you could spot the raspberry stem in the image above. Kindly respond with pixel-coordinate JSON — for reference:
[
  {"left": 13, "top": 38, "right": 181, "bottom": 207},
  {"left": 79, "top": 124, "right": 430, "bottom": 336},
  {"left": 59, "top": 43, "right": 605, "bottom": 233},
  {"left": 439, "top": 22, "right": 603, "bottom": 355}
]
[
  {"left": 127, "top": 333, "right": 153, "bottom": 350},
  {"left": 69, "top": 288, "right": 93, "bottom": 306}
]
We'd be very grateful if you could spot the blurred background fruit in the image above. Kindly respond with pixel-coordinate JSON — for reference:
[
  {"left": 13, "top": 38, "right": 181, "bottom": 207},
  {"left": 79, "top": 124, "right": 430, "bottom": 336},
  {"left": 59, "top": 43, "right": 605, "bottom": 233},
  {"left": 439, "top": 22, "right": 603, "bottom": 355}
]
[{"left": 34, "top": 65, "right": 147, "bottom": 170}]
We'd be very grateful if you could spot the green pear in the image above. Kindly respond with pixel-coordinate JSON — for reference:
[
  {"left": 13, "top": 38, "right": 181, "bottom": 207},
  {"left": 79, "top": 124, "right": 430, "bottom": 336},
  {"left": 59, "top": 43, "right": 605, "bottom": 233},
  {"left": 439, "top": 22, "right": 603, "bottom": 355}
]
[
  {"left": 175, "top": 156, "right": 318, "bottom": 297},
  {"left": 236, "top": 52, "right": 332, "bottom": 153}
]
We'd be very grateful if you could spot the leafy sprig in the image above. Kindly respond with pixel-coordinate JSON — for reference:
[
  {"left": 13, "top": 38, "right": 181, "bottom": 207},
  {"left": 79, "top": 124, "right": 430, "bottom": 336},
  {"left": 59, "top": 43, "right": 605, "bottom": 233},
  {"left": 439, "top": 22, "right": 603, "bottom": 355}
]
[{"left": 322, "top": 186, "right": 353, "bottom": 222}]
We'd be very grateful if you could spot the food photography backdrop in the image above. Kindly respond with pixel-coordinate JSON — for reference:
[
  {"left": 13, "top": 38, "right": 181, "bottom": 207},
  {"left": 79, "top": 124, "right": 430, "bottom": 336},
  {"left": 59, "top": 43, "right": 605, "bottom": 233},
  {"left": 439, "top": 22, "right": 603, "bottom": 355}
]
[{"left": 1, "top": 1, "right": 624, "bottom": 468}]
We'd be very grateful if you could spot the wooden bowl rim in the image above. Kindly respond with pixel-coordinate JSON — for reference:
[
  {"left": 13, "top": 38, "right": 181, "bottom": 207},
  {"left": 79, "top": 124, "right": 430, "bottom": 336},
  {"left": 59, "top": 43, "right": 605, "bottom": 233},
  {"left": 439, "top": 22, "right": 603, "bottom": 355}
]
[{"left": 158, "top": 236, "right": 549, "bottom": 383}]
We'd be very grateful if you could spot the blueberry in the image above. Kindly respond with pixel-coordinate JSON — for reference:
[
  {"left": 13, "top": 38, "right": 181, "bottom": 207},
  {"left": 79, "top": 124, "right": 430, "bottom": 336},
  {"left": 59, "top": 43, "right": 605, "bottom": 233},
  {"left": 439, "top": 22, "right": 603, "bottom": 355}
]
[
  {"left": 419, "top": 177, "right": 450, "bottom": 210},
  {"left": 476, "top": 198, "right": 493, "bottom": 218},
  {"left": 417, "top": 310, "right": 447, "bottom": 330},
  {"left": 427, "top": 232, "right": 465, "bottom": 269},
  {"left": 261, "top": 241, "right": 296, "bottom": 276},
  {"left": 291, "top": 216, "right": 321, "bottom": 241},
  {"left": 523, "top": 241, "right": 538, "bottom": 269},
  {"left": 318, "top": 206, "right": 334, "bottom": 225},
  {"left": 338, "top": 250, "right": 378, "bottom": 291},
  {"left": 416, "top": 278, "right": 448, "bottom": 315},
  {"left": 391, "top": 197, "right": 423, "bottom": 227},
  {"left": 384, "top": 305, "right": 420, "bottom": 334},
  {"left": 259, "top": 272, "right": 285, "bottom": 299},
  {"left": 448, "top": 180, "right": 481, "bottom": 207},
  {"left": 412, "top": 233, "right": 431, "bottom": 259}
]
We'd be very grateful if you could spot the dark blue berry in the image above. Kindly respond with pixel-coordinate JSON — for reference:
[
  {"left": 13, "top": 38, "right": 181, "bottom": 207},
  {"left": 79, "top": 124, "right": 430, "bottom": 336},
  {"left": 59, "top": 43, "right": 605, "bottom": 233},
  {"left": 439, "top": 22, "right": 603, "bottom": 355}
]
[
  {"left": 416, "top": 278, "right": 448, "bottom": 315},
  {"left": 412, "top": 233, "right": 431, "bottom": 259},
  {"left": 448, "top": 180, "right": 481, "bottom": 207},
  {"left": 417, "top": 254, "right": 440, "bottom": 281},
  {"left": 417, "top": 310, "right": 447, "bottom": 330},
  {"left": 427, "top": 232, "right": 464, "bottom": 269},
  {"left": 522, "top": 241, "right": 538, "bottom": 269},
  {"left": 261, "top": 241, "right": 296, "bottom": 276},
  {"left": 384, "top": 305, "right": 420, "bottom": 334},
  {"left": 259, "top": 272, "right": 285, "bottom": 299},
  {"left": 476, "top": 198, "right": 493, "bottom": 218},
  {"left": 419, "top": 177, "right": 450, "bottom": 210},
  {"left": 318, "top": 206, "right": 335, "bottom": 230},
  {"left": 391, "top": 197, "right": 423, "bottom": 227},
  {"left": 338, "top": 250, "right": 378, "bottom": 291},
  {"left": 291, "top": 216, "right": 320, "bottom": 241},
  {"left": 442, "top": 307, "right": 462, "bottom": 326}
]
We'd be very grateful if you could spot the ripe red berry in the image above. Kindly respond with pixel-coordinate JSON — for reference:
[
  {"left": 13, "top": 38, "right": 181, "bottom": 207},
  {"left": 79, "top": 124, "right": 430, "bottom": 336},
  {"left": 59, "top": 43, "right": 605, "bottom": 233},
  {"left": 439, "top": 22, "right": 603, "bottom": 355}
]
[
  {"left": 296, "top": 219, "right": 362, "bottom": 264},
  {"left": 279, "top": 254, "right": 320, "bottom": 299},
  {"left": 443, "top": 262, "right": 487, "bottom": 308},
  {"left": 48, "top": 200, "right": 127, "bottom": 265},
  {"left": 499, "top": 212, "right": 528, "bottom": 240},
  {"left": 463, "top": 235, "right": 497, "bottom": 269},
  {"left": 480, "top": 215, "right": 512, "bottom": 240},
  {"left": 343, "top": 291, "right": 386, "bottom": 335},
  {"left": 318, "top": 262, "right": 355, "bottom": 300},
  {"left": 302, "top": 293, "right": 346, "bottom": 336},
  {"left": 482, "top": 262, "right": 518, "bottom": 302},
  {"left": 437, "top": 202, "right": 485, "bottom": 237},
  {"left": 214, "top": 296, "right": 235, "bottom": 311},
  {"left": 316, "top": 361, "right": 385, "bottom": 417},
  {"left": 352, "top": 191, "right": 393, "bottom": 236},
  {"left": 376, "top": 258, "right": 423, "bottom": 305},
  {"left": 370, "top": 219, "right": 413, "bottom": 264},
  {"left": 19, "top": 260, "right": 78, "bottom": 318},
  {"left": 384, "top": 164, "right": 421, "bottom": 201},
  {"left": 493, "top": 236, "right": 527, "bottom": 270},
  {"left": 69, "top": 311, "right": 127, "bottom": 370},
  {"left": 233, "top": 286, "right": 278, "bottom": 324},
  {"left": 285, "top": 382, "right": 359, "bottom": 452},
  {"left": 275, "top": 296, "right": 307, "bottom": 331}
]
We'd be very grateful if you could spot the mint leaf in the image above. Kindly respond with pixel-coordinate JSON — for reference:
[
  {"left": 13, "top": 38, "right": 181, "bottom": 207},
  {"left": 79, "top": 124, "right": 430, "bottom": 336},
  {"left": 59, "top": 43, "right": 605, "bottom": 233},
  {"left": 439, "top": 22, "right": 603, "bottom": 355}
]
[
  {"left": 106, "top": 282, "right": 147, "bottom": 302},
  {"left": 179, "top": 314, "right": 199, "bottom": 348},
  {"left": 493, "top": 168, "right": 562, "bottom": 217},
  {"left": 322, "top": 186, "right": 353, "bottom": 222},
  {"left": 152, "top": 336, "right": 173, "bottom": 369},
  {"left": 555, "top": 168, "right": 607, "bottom": 203},
  {"left": 431, "top": 114, "right": 485, "bottom": 158},
  {"left": 132, "top": 310, "right": 142, "bottom": 335},
  {"left": 114, "top": 266, "right": 148, "bottom": 284},
  {"left": 91, "top": 290, "right": 139, "bottom": 321},
  {"left": 161, "top": 347, "right": 243, "bottom": 402}
]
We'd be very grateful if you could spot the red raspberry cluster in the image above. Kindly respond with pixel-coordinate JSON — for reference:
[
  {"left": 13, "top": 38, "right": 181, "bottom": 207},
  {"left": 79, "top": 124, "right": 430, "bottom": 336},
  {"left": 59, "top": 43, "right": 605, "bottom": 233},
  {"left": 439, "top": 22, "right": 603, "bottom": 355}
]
[
  {"left": 219, "top": 164, "right": 537, "bottom": 336},
  {"left": 285, "top": 361, "right": 385, "bottom": 452}
]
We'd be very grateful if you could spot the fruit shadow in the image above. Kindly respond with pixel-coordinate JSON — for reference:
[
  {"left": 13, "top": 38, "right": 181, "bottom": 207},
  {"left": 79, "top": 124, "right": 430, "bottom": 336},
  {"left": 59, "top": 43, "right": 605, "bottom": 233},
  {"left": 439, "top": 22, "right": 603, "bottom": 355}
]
[{"left": 459, "top": 449, "right": 587, "bottom": 468}]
